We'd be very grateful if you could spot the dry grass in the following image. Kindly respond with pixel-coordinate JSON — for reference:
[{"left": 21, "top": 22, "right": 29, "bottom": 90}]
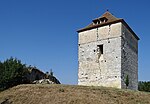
[{"left": 0, "top": 84, "right": 150, "bottom": 104}]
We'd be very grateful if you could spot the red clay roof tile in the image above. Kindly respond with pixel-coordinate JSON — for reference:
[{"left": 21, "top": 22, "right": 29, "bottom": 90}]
[{"left": 77, "top": 11, "right": 139, "bottom": 40}]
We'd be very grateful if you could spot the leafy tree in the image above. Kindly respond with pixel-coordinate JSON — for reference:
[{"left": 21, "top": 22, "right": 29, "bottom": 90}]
[{"left": 0, "top": 57, "right": 29, "bottom": 91}]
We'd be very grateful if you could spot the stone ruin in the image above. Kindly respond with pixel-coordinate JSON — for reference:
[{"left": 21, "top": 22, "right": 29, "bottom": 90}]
[{"left": 26, "top": 67, "right": 60, "bottom": 84}]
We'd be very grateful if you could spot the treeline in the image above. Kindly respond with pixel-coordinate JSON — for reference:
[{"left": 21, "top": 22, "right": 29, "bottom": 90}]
[
  {"left": 138, "top": 81, "right": 150, "bottom": 92},
  {"left": 0, "top": 57, "right": 30, "bottom": 91}
]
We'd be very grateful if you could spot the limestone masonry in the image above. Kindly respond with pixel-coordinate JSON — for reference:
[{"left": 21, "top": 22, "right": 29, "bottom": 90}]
[{"left": 77, "top": 12, "right": 139, "bottom": 90}]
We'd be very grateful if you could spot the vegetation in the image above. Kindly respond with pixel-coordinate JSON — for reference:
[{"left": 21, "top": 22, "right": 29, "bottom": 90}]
[
  {"left": 0, "top": 57, "right": 29, "bottom": 91},
  {"left": 125, "top": 75, "right": 129, "bottom": 89},
  {"left": 138, "top": 81, "right": 150, "bottom": 92},
  {"left": 0, "top": 84, "right": 150, "bottom": 104}
]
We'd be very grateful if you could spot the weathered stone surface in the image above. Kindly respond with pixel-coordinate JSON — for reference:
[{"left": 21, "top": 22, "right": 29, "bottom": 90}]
[
  {"left": 79, "top": 28, "right": 97, "bottom": 44},
  {"left": 33, "top": 79, "right": 55, "bottom": 84},
  {"left": 121, "top": 24, "right": 138, "bottom": 90},
  {"left": 78, "top": 14, "right": 139, "bottom": 90},
  {"left": 26, "top": 67, "right": 61, "bottom": 84}
]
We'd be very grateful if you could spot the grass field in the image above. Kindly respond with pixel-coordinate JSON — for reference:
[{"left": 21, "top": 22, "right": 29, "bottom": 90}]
[{"left": 0, "top": 84, "right": 150, "bottom": 104}]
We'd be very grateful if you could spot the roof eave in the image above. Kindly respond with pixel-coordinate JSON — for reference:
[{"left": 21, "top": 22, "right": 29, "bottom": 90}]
[
  {"left": 77, "top": 19, "right": 140, "bottom": 40},
  {"left": 77, "top": 19, "right": 122, "bottom": 33}
]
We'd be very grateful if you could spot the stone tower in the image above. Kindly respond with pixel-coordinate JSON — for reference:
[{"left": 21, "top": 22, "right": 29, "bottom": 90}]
[{"left": 77, "top": 12, "right": 139, "bottom": 90}]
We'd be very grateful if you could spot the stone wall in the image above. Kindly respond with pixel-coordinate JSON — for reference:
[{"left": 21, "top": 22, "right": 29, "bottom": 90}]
[
  {"left": 78, "top": 23, "right": 122, "bottom": 88},
  {"left": 121, "top": 24, "right": 138, "bottom": 90},
  {"left": 79, "top": 23, "right": 122, "bottom": 45},
  {"left": 78, "top": 22, "right": 138, "bottom": 90}
]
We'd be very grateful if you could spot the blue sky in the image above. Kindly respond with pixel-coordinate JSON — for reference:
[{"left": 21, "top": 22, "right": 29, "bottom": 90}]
[{"left": 0, "top": 0, "right": 150, "bottom": 84}]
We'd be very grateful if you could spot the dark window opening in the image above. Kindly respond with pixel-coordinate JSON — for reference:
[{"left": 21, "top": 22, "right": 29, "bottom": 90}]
[
  {"left": 99, "top": 17, "right": 108, "bottom": 23},
  {"left": 93, "top": 17, "right": 108, "bottom": 25},
  {"left": 97, "top": 45, "right": 103, "bottom": 54}
]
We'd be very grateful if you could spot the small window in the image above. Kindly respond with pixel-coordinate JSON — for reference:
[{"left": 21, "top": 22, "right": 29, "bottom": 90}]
[
  {"left": 93, "top": 17, "right": 108, "bottom": 25},
  {"left": 99, "top": 17, "right": 108, "bottom": 23},
  {"left": 97, "top": 45, "right": 103, "bottom": 54},
  {"left": 97, "top": 45, "right": 103, "bottom": 61}
]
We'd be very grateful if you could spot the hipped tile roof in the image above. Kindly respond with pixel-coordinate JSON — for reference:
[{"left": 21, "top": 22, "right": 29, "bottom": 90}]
[{"left": 77, "top": 11, "right": 139, "bottom": 40}]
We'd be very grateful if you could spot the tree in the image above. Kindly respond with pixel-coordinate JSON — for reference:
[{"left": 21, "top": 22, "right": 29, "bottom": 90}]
[
  {"left": 0, "top": 57, "right": 29, "bottom": 91},
  {"left": 125, "top": 75, "right": 129, "bottom": 89},
  {"left": 138, "top": 81, "right": 150, "bottom": 92}
]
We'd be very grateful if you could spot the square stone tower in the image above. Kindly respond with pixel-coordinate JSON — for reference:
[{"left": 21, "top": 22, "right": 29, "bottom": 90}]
[{"left": 77, "top": 11, "right": 139, "bottom": 90}]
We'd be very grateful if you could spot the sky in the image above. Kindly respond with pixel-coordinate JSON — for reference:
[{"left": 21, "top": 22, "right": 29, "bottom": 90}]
[{"left": 0, "top": 0, "right": 150, "bottom": 84}]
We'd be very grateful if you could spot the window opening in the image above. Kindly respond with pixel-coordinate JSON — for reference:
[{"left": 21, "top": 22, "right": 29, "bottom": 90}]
[{"left": 97, "top": 45, "right": 103, "bottom": 60}]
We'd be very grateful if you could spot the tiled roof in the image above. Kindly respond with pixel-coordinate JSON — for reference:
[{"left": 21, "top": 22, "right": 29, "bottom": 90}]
[
  {"left": 77, "top": 11, "right": 139, "bottom": 40},
  {"left": 96, "top": 11, "right": 120, "bottom": 22}
]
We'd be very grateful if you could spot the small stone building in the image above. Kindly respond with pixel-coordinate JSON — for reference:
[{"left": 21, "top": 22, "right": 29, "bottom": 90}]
[{"left": 77, "top": 11, "right": 139, "bottom": 90}]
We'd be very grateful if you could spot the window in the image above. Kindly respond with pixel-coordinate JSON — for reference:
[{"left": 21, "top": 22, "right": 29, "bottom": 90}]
[
  {"left": 93, "top": 17, "right": 108, "bottom": 25},
  {"left": 97, "top": 45, "right": 103, "bottom": 54},
  {"left": 97, "top": 45, "right": 103, "bottom": 61},
  {"left": 99, "top": 17, "right": 108, "bottom": 23}
]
